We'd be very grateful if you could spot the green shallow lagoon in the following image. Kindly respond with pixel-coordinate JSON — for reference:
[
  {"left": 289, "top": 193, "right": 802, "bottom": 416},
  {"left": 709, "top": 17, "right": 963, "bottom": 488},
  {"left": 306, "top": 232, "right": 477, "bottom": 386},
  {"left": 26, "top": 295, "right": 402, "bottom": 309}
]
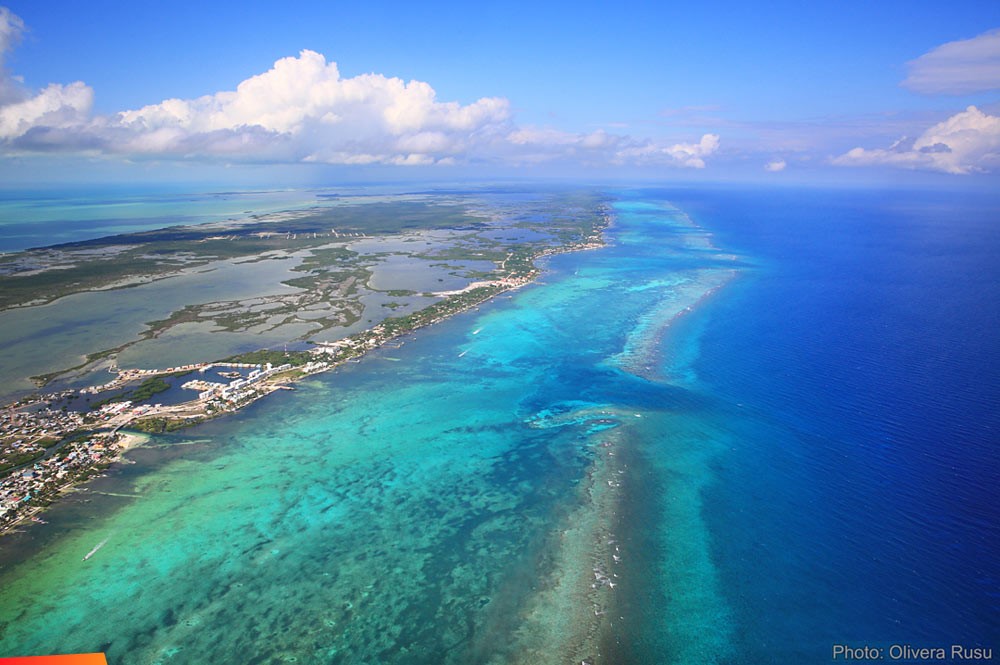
[{"left": 0, "top": 195, "right": 741, "bottom": 664}]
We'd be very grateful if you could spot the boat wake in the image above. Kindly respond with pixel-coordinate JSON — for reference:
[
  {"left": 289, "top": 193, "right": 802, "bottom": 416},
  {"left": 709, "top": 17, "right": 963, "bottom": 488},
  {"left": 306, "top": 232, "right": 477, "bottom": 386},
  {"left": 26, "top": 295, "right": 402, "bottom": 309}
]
[{"left": 83, "top": 537, "right": 109, "bottom": 562}]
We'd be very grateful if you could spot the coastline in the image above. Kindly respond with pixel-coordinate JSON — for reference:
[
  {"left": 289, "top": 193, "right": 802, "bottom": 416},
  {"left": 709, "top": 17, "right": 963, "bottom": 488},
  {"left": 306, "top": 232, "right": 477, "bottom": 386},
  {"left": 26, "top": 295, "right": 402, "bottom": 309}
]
[
  {"left": 0, "top": 213, "right": 612, "bottom": 536},
  {"left": 116, "top": 431, "right": 151, "bottom": 452},
  {"left": 0, "top": 429, "right": 148, "bottom": 531}
]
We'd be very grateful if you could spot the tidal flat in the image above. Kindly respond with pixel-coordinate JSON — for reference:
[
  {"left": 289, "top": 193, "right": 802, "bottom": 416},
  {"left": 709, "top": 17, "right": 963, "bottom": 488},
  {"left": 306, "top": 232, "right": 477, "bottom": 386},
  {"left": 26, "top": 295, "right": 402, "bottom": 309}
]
[{"left": 0, "top": 187, "right": 608, "bottom": 400}]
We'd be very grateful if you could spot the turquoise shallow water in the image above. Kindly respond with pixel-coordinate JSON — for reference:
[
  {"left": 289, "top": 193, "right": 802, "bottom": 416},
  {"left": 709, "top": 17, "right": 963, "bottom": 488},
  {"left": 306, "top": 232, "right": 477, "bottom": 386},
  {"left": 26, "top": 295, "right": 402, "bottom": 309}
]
[
  {"left": 0, "top": 187, "right": 324, "bottom": 252},
  {"left": 0, "top": 194, "right": 740, "bottom": 663}
]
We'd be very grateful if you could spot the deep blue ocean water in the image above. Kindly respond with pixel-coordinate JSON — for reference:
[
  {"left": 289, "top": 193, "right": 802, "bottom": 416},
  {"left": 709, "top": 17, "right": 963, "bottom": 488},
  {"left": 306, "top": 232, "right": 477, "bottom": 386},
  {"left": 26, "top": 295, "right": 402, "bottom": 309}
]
[
  {"left": 0, "top": 184, "right": 997, "bottom": 663},
  {"left": 657, "top": 186, "right": 1000, "bottom": 661}
]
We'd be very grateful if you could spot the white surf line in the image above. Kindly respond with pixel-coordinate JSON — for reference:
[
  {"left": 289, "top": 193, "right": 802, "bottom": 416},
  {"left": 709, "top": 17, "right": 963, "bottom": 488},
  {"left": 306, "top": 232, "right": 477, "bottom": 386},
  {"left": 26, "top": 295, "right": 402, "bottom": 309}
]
[
  {"left": 432, "top": 280, "right": 497, "bottom": 297},
  {"left": 146, "top": 438, "right": 213, "bottom": 448}
]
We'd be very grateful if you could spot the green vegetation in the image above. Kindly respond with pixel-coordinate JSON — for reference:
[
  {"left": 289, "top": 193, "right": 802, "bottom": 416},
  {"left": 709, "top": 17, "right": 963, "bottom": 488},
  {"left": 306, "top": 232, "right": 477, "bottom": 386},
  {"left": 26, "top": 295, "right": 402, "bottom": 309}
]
[
  {"left": 131, "top": 377, "right": 172, "bottom": 402},
  {"left": 90, "top": 376, "right": 174, "bottom": 409},
  {"left": 293, "top": 246, "right": 359, "bottom": 272},
  {"left": 132, "top": 417, "right": 201, "bottom": 433},
  {"left": 0, "top": 252, "right": 179, "bottom": 310},
  {"left": 280, "top": 267, "right": 367, "bottom": 292},
  {"left": 0, "top": 449, "right": 46, "bottom": 474},
  {"left": 0, "top": 429, "right": 92, "bottom": 478},
  {"left": 378, "top": 285, "right": 501, "bottom": 337},
  {"left": 9, "top": 189, "right": 611, "bottom": 398},
  {"left": 415, "top": 246, "right": 506, "bottom": 262},
  {"left": 0, "top": 201, "right": 480, "bottom": 311},
  {"left": 224, "top": 349, "right": 312, "bottom": 367}
]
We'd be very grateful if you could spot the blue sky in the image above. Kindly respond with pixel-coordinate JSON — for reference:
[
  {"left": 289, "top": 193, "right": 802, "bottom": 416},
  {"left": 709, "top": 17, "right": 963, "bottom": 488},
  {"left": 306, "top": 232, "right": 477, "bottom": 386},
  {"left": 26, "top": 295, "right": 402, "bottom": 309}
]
[{"left": 1, "top": 0, "right": 999, "bottom": 184}]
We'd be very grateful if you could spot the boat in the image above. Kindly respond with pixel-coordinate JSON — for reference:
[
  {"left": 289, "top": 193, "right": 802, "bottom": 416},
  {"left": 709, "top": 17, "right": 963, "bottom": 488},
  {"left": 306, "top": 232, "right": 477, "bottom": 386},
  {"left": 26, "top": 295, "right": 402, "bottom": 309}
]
[{"left": 83, "top": 537, "right": 109, "bottom": 561}]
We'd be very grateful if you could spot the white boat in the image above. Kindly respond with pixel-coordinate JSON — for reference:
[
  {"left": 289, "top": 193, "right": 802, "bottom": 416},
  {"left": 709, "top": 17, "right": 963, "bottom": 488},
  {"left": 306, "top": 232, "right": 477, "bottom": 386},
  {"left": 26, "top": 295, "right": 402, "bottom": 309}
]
[{"left": 83, "top": 537, "right": 109, "bottom": 561}]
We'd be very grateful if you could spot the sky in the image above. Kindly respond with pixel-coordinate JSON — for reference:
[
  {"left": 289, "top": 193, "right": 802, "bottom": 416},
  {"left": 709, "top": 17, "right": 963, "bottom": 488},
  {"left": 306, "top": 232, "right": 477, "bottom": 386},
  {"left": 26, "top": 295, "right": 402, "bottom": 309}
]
[{"left": 1, "top": 0, "right": 999, "bottom": 186}]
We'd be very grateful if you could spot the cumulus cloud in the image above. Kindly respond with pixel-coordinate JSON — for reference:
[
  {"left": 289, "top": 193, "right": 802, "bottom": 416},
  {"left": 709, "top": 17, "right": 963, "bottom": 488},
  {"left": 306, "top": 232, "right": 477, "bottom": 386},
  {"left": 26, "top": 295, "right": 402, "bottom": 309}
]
[
  {"left": 903, "top": 28, "right": 1000, "bottom": 95},
  {"left": 764, "top": 158, "right": 786, "bottom": 172},
  {"left": 128, "top": 53, "right": 505, "bottom": 137},
  {"left": 0, "top": 82, "right": 94, "bottom": 140},
  {"left": 6, "top": 49, "right": 514, "bottom": 164},
  {"left": 0, "top": 8, "right": 718, "bottom": 169},
  {"left": 613, "top": 133, "right": 721, "bottom": 168},
  {"left": 832, "top": 106, "right": 1000, "bottom": 174}
]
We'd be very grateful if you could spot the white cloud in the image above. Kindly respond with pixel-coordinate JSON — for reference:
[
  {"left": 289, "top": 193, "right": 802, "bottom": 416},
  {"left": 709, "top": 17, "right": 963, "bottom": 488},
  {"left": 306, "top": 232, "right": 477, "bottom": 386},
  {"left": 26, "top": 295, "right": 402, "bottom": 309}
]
[
  {"left": 668, "top": 133, "right": 721, "bottom": 168},
  {"left": 903, "top": 28, "right": 1000, "bottom": 95},
  {"left": 94, "top": 49, "right": 515, "bottom": 164},
  {"left": 832, "top": 106, "right": 1000, "bottom": 174},
  {"left": 0, "top": 7, "right": 94, "bottom": 138},
  {"left": 116, "top": 51, "right": 513, "bottom": 141},
  {"left": 0, "top": 8, "right": 718, "bottom": 170},
  {"left": 0, "top": 82, "right": 93, "bottom": 140},
  {"left": 764, "top": 158, "right": 786, "bottom": 172},
  {"left": 614, "top": 133, "right": 721, "bottom": 168}
]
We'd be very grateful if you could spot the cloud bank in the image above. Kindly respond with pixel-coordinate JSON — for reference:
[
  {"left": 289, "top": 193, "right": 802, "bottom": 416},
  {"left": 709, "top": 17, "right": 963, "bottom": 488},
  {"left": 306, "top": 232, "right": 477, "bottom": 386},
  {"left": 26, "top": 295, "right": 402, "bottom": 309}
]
[
  {"left": 833, "top": 106, "right": 1000, "bottom": 174},
  {"left": 903, "top": 28, "right": 1000, "bottom": 95},
  {"left": 0, "top": 9, "right": 717, "bottom": 169}
]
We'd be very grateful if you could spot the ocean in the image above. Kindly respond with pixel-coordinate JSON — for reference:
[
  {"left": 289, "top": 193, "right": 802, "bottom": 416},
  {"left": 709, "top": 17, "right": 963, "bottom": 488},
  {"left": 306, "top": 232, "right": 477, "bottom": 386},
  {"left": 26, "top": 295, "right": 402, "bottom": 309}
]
[
  {"left": 659, "top": 185, "right": 1000, "bottom": 661},
  {"left": 0, "top": 184, "right": 996, "bottom": 663}
]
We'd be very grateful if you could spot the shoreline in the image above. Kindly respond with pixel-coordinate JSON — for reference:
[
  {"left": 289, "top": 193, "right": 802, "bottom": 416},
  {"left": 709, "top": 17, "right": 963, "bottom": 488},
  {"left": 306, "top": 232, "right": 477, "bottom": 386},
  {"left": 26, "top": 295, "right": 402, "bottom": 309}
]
[
  {"left": 0, "top": 212, "right": 612, "bottom": 536},
  {"left": 116, "top": 431, "right": 151, "bottom": 451}
]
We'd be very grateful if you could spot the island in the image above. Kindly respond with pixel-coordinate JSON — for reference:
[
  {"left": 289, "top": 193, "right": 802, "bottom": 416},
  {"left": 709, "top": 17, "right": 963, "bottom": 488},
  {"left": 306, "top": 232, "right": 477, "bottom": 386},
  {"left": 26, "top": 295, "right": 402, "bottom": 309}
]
[{"left": 0, "top": 187, "right": 612, "bottom": 534}]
